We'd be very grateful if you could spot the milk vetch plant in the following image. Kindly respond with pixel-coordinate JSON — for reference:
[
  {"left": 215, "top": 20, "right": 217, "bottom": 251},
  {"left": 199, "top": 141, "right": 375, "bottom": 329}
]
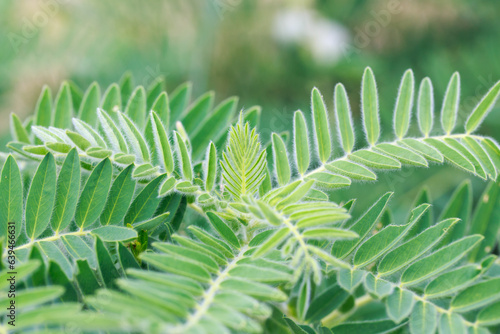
[{"left": 2, "top": 68, "right": 500, "bottom": 333}]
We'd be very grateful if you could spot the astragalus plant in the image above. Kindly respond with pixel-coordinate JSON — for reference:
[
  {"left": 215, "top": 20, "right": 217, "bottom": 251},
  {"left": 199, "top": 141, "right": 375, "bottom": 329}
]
[{"left": 2, "top": 68, "right": 500, "bottom": 334}]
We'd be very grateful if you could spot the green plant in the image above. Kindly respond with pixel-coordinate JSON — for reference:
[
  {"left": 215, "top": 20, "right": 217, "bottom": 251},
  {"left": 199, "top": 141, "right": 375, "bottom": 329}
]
[{"left": 2, "top": 68, "right": 500, "bottom": 333}]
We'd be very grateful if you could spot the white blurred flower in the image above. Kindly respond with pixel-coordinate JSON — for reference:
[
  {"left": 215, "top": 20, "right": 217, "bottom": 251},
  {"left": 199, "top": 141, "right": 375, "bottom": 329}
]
[{"left": 272, "top": 9, "right": 350, "bottom": 65}]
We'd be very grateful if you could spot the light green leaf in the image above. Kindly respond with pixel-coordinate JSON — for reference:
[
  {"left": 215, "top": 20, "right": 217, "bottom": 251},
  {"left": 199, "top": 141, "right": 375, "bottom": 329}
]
[
  {"left": 26, "top": 153, "right": 57, "bottom": 240},
  {"left": 386, "top": 287, "right": 415, "bottom": 324},
  {"left": 377, "top": 218, "right": 458, "bottom": 276},
  {"left": 220, "top": 277, "right": 287, "bottom": 302},
  {"left": 338, "top": 268, "right": 365, "bottom": 292},
  {"left": 141, "top": 253, "right": 210, "bottom": 283},
  {"left": 361, "top": 67, "right": 380, "bottom": 146},
  {"left": 50, "top": 149, "right": 80, "bottom": 232},
  {"left": 0, "top": 286, "right": 63, "bottom": 314},
  {"left": 438, "top": 313, "right": 466, "bottom": 334},
  {"left": 409, "top": 301, "right": 437, "bottom": 334},
  {"left": 101, "top": 83, "right": 121, "bottom": 113},
  {"left": 305, "top": 172, "right": 351, "bottom": 189},
  {"left": 374, "top": 143, "right": 427, "bottom": 166},
  {"left": 117, "top": 112, "right": 150, "bottom": 163},
  {"left": 332, "top": 192, "right": 392, "bottom": 259},
  {"left": 308, "top": 246, "right": 350, "bottom": 269},
  {"left": 297, "top": 277, "right": 311, "bottom": 320},
  {"left": 205, "top": 142, "right": 217, "bottom": 192},
  {"left": 335, "top": 83, "right": 355, "bottom": 153},
  {"left": 253, "top": 228, "right": 290, "bottom": 258},
  {"left": 272, "top": 133, "right": 291, "bottom": 186},
  {"left": 75, "top": 158, "right": 112, "bottom": 229},
  {"left": 477, "top": 300, "right": 500, "bottom": 326},
  {"left": 294, "top": 110, "right": 310, "bottom": 175},
  {"left": 440, "top": 72, "right": 460, "bottom": 134},
  {"left": 61, "top": 235, "right": 96, "bottom": 268},
  {"left": 175, "top": 131, "right": 193, "bottom": 181},
  {"left": 424, "top": 264, "right": 482, "bottom": 298},
  {"left": 66, "top": 130, "right": 91, "bottom": 151},
  {"left": 206, "top": 212, "right": 240, "bottom": 249},
  {"left": 417, "top": 77, "right": 434, "bottom": 136},
  {"left": 125, "top": 86, "right": 147, "bottom": 129},
  {"left": 10, "top": 113, "right": 30, "bottom": 143},
  {"left": 124, "top": 174, "right": 166, "bottom": 225},
  {"left": 132, "top": 163, "right": 159, "bottom": 179},
  {"left": 91, "top": 226, "right": 138, "bottom": 242},
  {"left": 424, "top": 138, "right": 475, "bottom": 173},
  {"left": 303, "top": 227, "right": 357, "bottom": 239},
  {"left": 276, "top": 180, "right": 315, "bottom": 210},
  {"left": 73, "top": 118, "right": 107, "bottom": 148},
  {"left": 364, "top": 273, "right": 393, "bottom": 298},
  {"left": 326, "top": 160, "right": 376, "bottom": 181},
  {"left": 100, "top": 165, "right": 136, "bottom": 225},
  {"left": 349, "top": 149, "right": 401, "bottom": 169},
  {"left": 451, "top": 277, "right": 500, "bottom": 313},
  {"left": 399, "top": 138, "right": 443, "bottom": 162},
  {"left": 444, "top": 137, "right": 486, "bottom": 179},
  {"left": 181, "top": 91, "right": 214, "bottom": 134},
  {"left": 53, "top": 82, "right": 73, "bottom": 129},
  {"left": 97, "top": 109, "right": 128, "bottom": 153},
  {"left": 38, "top": 241, "right": 73, "bottom": 279},
  {"left": 466, "top": 80, "right": 500, "bottom": 133},
  {"left": 34, "top": 85, "right": 52, "bottom": 127},
  {"left": 150, "top": 111, "right": 174, "bottom": 175},
  {"left": 401, "top": 235, "right": 483, "bottom": 286},
  {"left": 0, "top": 155, "right": 23, "bottom": 240},
  {"left": 311, "top": 88, "right": 332, "bottom": 163},
  {"left": 78, "top": 82, "right": 100, "bottom": 126},
  {"left": 462, "top": 137, "right": 497, "bottom": 180},
  {"left": 393, "top": 69, "right": 414, "bottom": 139},
  {"left": 353, "top": 204, "right": 428, "bottom": 268}
]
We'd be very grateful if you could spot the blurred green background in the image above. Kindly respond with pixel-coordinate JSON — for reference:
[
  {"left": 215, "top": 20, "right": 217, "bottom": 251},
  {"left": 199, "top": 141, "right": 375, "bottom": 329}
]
[{"left": 1, "top": 0, "right": 499, "bottom": 219}]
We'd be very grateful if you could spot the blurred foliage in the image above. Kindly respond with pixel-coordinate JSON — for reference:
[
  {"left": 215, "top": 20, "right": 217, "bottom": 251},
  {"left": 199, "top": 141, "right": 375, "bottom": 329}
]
[{"left": 1, "top": 0, "right": 500, "bottom": 219}]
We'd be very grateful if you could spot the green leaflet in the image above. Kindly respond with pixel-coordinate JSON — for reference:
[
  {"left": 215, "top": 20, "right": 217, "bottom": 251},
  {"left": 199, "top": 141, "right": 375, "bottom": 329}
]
[
  {"left": 467, "top": 181, "right": 500, "bottom": 262},
  {"left": 66, "top": 130, "right": 91, "bottom": 151},
  {"left": 61, "top": 235, "right": 96, "bottom": 268},
  {"left": 364, "top": 273, "right": 393, "bottom": 298},
  {"left": 438, "top": 313, "right": 466, "bottom": 334},
  {"left": 311, "top": 87, "right": 332, "bottom": 163},
  {"left": 34, "top": 86, "right": 52, "bottom": 127},
  {"left": 38, "top": 241, "right": 73, "bottom": 279},
  {"left": 424, "top": 264, "right": 482, "bottom": 298},
  {"left": 75, "top": 158, "right": 112, "bottom": 229},
  {"left": 175, "top": 131, "right": 193, "bottom": 181},
  {"left": 124, "top": 174, "right": 166, "bottom": 226},
  {"left": 91, "top": 226, "right": 138, "bottom": 242},
  {"left": 0, "top": 156, "right": 23, "bottom": 240},
  {"left": 374, "top": 143, "right": 427, "bottom": 166},
  {"left": 424, "top": 138, "right": 475, "bottom": 173},
  {"left": 386, "top": 287, "right": 415, "bottom": 324},
  {"left": 118, "top": 112, "right": 150, "bottom": 163},
  {"left": 125, "top": 86, "right": 147, "bottom": 129},
  {"left": 481, "top": 138, "right": 500, "bottom": 172},
  {"left": 296, "top": 277, "right": 311, "bottom": 320},
  {"left": 253, "top": 228, "right": 290, "bottom": 258},
  {"left": 409, "top": 301, "right": 437, "bottom": 334},
  {"left": 169, "top": 82, "right": 192, "bottom": 125},
  {"left": 440, "top": 72, "right": 460, "bottom": 134},
  {"left": 466, "top": 80, "right": 500, "bottom": 133},
  {"left": 401, "top": 235, "right": 483, "bottom": 286},
  {"left": 142, "top": 253, "right": 211, "bottom": 283},
  {"left": 181, "top": 91, "right": 214, "bottom": 134},
  {"left": 272, "top": 133, "right": 291, "bottom": 186},
  {"left": 294, "top": 110, "right": 310, "bottom": 175},
  {"left": 206, "top": 212, "right": 240, "bottom": 249},
  {"left": 451, "top": 277, "right": 500, "bottom": 313},
  {"left": 337, "top": 268, "right": 365, "bottom": 292},
  {"left": 332, "top": 320, "right": 406, "bottom": 334},
  {"left": 325, "top": 160, "right": 376, "bottom": 181},
  {"left": 332, "top": 192, "right": 392, "bottom": 259},
  {"left": 361, "top": 67, "right": 380, "bottom": 146},
  {"left": 151, "top": 91, "right": 170, "bottom": 128},
  {"left": 26, "top": 153, "right": 57, "bottom": 240},
  {"left": 393, "top": 69, "right": 414, "bottom": 139},
  {"left": 53, "top": 82, "right": 73, "bottom": 129},
  {"left": 377, "top": 218, "right": 458, "bottom": 276},
  {"left": 78, "top": 82, "right": 100, "bottom": 126},
  {"left": 398, "top": 138, "right": 443, "bottom": 162},
  {"left": 75, "top": 259, "right": 100, "bottom": 295},
  {"left": 417, "top": 77, "right": 434, "bottom": 136},
  {"left": 305, "top": 172, "right": 351, "bottom": 189},
  {"left": 334, "top": 83, "right": 355, "bottom": 153},
  {"left": 306, "top": 285, "right": 349, "bottom": 322},
  {"left": 151, "top": 111, "right": 174, "bottom": 175},
  {"left": 100, "top": 165, "right": 136, "bottom": 225},
  {"left": 0, "top": 286, "right": 63, "bottom": 314},
  {"left": 97, "top": 109, "right": 128, "bottom": 153},
  {"left": 101, "top": 83, "right": 121, "bottom": 113},
  {"left": 146, "top": 77, "right": 164, "bottom": 109},
  {"left": 353, "top": 204, "right": 428, "bottom": 268},
  {"left": 205, "top": 142, "right": 217, "bottom": 192},
  {"left": 10, "top": 113, "right": 30, "bottom": 143},
  {"left": 73, "top": 118, "right": 107, "bottom": 148},
  {"left": 444, "top": 138, "right": 486, "bottom": 179},
  {"left": 302, "top": 228, "right": 357, "bottom": 239},
  {"left": 349, "top": 149, "right": 401, "bottom": 169},
  {"left": 119, "top": 73, "right": 133, "bottom": 104},
  {"left": 462, "top": 137, "right": 497, "bottom": 180},
  {"left": 220, "top": 278, "right": 287, "bottom": 302},
  {"left": 95, "top": 237, "right": 120, "bottom": 289},
  {"left": 50, "top": 149, "right": 81, "bottom": 232},
  {"left": 477, "top": 301, "right": 500, "bottom": 326}
]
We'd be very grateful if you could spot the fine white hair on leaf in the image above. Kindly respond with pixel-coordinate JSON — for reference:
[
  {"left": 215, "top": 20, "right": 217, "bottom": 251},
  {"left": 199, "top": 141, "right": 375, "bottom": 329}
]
[
  {"left": 360, "top": 67, "right": 380, "bottom": 146},
  {"left": 334, "top": 83, "right": 355, "bottom": 154},
  {"left": 417, "top": 77, "right": 435, "bottom": 137},
  {"left": 392, "top": 69, "right": 415, "bottom": 140}
]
